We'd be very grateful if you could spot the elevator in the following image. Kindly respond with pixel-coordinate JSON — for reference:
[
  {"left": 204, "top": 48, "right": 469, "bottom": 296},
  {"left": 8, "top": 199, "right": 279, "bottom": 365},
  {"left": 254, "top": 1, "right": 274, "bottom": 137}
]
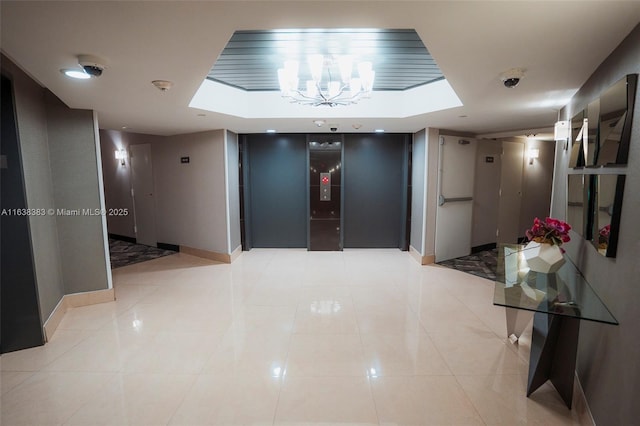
[{"left": 241, "top": 132, "right": 410, "bottom": 251}]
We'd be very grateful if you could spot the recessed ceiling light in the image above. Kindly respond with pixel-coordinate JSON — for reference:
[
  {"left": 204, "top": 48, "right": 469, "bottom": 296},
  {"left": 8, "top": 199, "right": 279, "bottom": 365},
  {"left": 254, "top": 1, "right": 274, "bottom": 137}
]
[
  {"left": 352, "top": 124, "right": 362, "bottom": 130},
  {"left": 313, "top": 120, "right": 325, "bottom": 127},
  {"left": 266, "top": 129, "right": 277, "bottom": 134},
  {"left": 61, "top": 69, "right": 91, "bottom": 79},
  {"left": 121, "top": 126, "right": 128, "bottom": 130},
  {"left": 374, "top": 129, "right": 385, "bottom": 133}
]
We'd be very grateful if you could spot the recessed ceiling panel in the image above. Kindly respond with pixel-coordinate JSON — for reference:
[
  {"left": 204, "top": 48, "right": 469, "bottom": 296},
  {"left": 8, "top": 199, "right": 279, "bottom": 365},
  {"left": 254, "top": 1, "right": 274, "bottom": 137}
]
[{"left": 207, "top": 29, "right": 443, "bottom": 91}]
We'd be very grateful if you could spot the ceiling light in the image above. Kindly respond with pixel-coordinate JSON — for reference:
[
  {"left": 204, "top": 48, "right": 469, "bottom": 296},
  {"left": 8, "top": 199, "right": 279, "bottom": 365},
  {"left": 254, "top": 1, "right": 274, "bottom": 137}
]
[
  {"left": 61, "top": 69, "right": 91, "bottom": 79},
  {"left": 352, "top": 124, "right": 362, "bottom": 130},
  {"left": 313, "top": 120, "right": 326, "bottom": 127},
  {"left": 375, "top": 129, "right": 385, "bottom": 133},
  {"left": 278, "top": 55, "right": 375, "bottom": 107},
  {"left": 266, "top": 129, "right": 277, "bottom": 133}
]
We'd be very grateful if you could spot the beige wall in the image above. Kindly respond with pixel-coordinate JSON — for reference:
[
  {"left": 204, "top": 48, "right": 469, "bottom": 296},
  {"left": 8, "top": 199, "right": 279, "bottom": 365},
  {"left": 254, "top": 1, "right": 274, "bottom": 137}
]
[
  {"left": 471, "top": 139, "right": 502, "bottom": 248},
  {"left": 2, "top": 55, "right": 110, "bottom": 321},
  {"left": 153, "top": 130, "right": 229, "bottom": 253},
  {"left": 99, "top": 129, "right": 166, "bottom": 238}
]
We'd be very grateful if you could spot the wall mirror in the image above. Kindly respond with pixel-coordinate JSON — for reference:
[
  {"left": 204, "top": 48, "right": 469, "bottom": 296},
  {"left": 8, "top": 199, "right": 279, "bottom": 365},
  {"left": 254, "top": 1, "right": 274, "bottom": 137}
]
[
  {"left": 569, "top": 110, "right": 586, "bottom": 168},
  {"left": 567, "top": 174, "right": 586, "bottom": 237},
  {"left": 591, "top": 174, "right": 625, "bottom": 257},
  {"left": 596, "top": 74, "right": 637, "bottom": 166},
  {"left": 586, "top": 99, "right": 599, "bottom": 166}
]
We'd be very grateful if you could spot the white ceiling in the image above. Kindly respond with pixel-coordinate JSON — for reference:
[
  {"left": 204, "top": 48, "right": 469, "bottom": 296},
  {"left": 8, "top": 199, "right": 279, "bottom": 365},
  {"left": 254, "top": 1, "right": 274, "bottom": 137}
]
[{"left": 1, "top": 1, "right": 639, "bottom": 137}]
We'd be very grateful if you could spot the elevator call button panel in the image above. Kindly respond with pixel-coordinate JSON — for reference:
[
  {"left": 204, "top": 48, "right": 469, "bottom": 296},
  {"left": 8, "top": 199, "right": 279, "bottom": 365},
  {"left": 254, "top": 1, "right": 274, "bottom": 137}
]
[{"left": 320, "top": 172, "right": 331, "bottom": 201}]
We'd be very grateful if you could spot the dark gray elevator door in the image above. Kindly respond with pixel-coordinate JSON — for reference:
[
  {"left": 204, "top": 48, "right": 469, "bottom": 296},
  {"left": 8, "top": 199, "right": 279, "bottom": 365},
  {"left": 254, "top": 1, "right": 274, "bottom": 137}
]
[
  {"left": 246, "top": 134, "right": 307, "bottom": 247},
  {"left": 343, "top": 134, "right": 408, "bottom": 248}
]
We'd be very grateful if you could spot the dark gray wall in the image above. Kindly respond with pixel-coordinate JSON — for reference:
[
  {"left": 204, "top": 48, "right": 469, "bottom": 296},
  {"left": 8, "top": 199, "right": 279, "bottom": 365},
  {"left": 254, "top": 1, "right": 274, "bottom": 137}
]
[{"left": 551, "top": 23, "right": 640, "bottom": 423}]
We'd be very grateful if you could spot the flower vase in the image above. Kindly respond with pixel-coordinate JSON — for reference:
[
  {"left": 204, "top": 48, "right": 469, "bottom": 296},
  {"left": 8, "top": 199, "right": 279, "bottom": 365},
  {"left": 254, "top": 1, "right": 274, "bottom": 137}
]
[{"left": 523, "top": 241, "right": 565, "bottom": 273}]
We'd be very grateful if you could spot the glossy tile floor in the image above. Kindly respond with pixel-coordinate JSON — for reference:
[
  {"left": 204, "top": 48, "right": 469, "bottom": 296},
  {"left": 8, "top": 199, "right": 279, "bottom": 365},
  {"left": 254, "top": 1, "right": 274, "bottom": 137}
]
[{"left": 1, "top": 250, "right": 584, "bottom": 425}]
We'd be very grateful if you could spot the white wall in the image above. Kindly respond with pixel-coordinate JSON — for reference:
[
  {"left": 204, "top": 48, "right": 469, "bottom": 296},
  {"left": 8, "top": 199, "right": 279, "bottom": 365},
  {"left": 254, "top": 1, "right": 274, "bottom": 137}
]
[
  {"left": 153, "top": 130, "right": 229, "bottom": 253},
  {"left": 225, "top": 131, "right": 241, "bottom": 252},
  {"left": 410, "top": 130, "right": 426, "bottom": 254}
]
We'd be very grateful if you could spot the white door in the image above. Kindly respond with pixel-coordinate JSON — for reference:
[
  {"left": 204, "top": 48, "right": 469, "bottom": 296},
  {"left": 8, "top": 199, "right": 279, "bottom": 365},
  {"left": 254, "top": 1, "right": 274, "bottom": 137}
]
[
  {"left": 497, "top": 141, "right": 524, "bottom": 244},
  {"left": 130, "top": 144, "right": 157, "bottom": 247},
  {"left": 435, "top": 135, "right": 477, "bottom": 262}
]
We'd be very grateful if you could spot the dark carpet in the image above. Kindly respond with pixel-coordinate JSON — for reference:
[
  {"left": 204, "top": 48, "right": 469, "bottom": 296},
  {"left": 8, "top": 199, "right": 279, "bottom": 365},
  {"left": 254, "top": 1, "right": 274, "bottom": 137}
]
[
  {"left": 437, "top": 248, "right": 498, "bottom": 281},
  {"left": 109, "top": 239, "right": 176, "bottom": 269}
]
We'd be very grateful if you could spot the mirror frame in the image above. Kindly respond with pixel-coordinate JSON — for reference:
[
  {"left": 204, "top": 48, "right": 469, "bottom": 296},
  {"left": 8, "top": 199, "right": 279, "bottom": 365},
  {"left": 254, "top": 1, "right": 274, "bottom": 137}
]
[{"left": 589, "top": 174, "right": 625, "bottom": 258}]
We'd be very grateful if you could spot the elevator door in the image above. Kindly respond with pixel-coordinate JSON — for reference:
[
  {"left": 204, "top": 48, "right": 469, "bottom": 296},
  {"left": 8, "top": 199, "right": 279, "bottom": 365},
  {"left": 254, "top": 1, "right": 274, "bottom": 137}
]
[
  {"left": 309, "top": 136, "right": 342, "bottom": 251},
  {"left": 245, "top": 134, "right": 307, "bottom": 248},
  {"left": 343, "top": 134, "right": 409, "bottom": 248}
]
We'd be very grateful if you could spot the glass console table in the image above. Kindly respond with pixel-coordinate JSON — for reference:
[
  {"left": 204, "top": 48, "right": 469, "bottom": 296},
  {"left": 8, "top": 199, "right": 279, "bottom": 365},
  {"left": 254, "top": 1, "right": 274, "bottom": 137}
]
[{"left": 493, "top": 244, "right": 618, "bottom": 408}]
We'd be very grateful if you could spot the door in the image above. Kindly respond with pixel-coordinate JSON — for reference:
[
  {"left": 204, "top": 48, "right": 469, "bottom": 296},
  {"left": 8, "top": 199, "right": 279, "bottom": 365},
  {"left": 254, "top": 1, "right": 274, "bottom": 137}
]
[
  {"left": 245, "top": 134, "right": 307, "bottom": 248},
  {"left": 435, "top": 135, "right": 477, "bottom": 262},
  {"left": 343, "top": 134, "right": 409, "bottom": 248},
  {"left": 1, "top": 74, "right": 44, "bottom": 353},
  {"left": 497, "top": 141, "right": 524, "bottom": 243},
  {"left": 309, "top": 135, "right": 342, "bottom": 251},
  {"left": 130, "top": 144, "right": 157, "bottom": 247}
]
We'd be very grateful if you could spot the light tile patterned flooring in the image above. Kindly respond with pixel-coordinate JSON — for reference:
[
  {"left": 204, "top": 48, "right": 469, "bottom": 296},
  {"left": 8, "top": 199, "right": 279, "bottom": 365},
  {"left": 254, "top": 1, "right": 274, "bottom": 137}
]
[{"left": 1, "top": 250, "right": 583, "bottom": 425}]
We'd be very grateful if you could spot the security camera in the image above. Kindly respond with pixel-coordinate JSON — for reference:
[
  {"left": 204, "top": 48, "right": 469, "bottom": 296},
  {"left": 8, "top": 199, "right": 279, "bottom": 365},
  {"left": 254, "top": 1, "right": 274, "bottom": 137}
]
[
  {"left": 500, "top": 68, "right": 525, "bottom": 89},
  {"left": 78, "top": 54, "right": 107, "bottom": 77},
  {"left": 329, "top": 124, "right": 338, "bottom": 132},
  {"left": 330, "top": 127, "right": 338, "bottom": 132}
]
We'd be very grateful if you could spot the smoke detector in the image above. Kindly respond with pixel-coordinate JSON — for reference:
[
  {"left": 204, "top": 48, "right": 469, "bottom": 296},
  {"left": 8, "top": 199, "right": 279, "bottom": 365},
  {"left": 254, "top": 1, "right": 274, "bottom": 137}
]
[{"left": 152, "top": 80, "right": 173, "bottom": 92}]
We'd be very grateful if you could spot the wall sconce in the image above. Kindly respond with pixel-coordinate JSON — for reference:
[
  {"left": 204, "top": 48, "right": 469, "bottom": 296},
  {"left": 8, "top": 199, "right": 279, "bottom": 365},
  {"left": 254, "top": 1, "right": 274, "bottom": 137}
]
[
  {"left": 554, "top": 120, "right": 570, "bottom": 150},
  {"left": 115, "top": 149, "right": 127, "bottom": 166},
  {"left": 527, "top": 148, "right": 540, "bottom": 165}
]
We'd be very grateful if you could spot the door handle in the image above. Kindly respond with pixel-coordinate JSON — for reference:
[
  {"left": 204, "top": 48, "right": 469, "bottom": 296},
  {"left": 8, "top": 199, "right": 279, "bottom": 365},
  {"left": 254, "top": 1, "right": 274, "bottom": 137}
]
[{"left": 438, "top": 195, "right": 473, "bottom": 206}]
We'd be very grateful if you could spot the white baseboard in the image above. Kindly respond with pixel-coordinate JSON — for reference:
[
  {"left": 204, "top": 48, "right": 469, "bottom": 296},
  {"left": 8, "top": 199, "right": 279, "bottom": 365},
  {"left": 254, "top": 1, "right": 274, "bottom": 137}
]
[
  {"left": 180, "top": 245, "right": 242, "bottom": 264},
  {"left": 43, "top": 288, "right": 115, "bottom": 341},
  {"left": 409, "top": 245, "right": 435, "bottom": 265}
]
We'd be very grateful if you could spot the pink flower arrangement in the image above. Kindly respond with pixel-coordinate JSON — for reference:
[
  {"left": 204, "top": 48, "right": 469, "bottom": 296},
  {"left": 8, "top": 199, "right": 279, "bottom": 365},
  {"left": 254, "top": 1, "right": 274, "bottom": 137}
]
[
  {"left": 599, "top": 224, "right": 611, "bottom": 239},
  {"left": 525, "top": 217, "right": 571, "bottom": 246}
]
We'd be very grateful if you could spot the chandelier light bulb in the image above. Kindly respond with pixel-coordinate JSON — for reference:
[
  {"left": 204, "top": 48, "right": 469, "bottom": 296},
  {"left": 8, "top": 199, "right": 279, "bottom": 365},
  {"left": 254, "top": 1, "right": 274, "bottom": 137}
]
[{"left": 277, "top": 54, "right": 375, "bottom": 107}]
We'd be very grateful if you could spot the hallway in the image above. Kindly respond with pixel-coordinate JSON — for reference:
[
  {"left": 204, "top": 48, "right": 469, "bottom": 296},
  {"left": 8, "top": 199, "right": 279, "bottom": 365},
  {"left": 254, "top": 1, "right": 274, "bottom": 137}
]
[{"left": 1, "top": 250, "right": 581, "bottom": 425}]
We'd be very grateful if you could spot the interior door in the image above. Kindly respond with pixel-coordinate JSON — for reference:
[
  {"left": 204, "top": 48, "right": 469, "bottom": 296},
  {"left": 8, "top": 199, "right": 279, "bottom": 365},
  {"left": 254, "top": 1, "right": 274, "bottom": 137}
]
[
  {"left": 435, "top": 135, "right": 477, "bottom": 262},
  {"left": 130, "top": 144, "right": 157, "bottom": 247},
  {"left": 497, "top": 141, "right": 524, "bottom": 243}
]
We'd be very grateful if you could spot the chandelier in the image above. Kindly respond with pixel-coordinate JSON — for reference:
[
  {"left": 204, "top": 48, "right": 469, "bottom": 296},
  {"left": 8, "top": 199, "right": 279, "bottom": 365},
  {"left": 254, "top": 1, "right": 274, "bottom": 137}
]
[{"left": 277, "top": 55, "right": 375, "bottom": 107}]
